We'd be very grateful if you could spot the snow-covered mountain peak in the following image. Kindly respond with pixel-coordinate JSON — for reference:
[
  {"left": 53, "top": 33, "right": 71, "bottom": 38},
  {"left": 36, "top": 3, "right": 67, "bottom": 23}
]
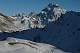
[
  {"left": 0, "top": 3, "right": 67, "bottom": 32},
  {"left": 39, "top": 3, "right": 66, "bottom": 23}
]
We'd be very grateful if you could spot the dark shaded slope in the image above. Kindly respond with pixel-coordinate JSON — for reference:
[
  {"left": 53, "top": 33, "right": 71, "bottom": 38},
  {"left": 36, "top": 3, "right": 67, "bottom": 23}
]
[{"left": 0, "top": 11, "right": 80, "bottom": 53}]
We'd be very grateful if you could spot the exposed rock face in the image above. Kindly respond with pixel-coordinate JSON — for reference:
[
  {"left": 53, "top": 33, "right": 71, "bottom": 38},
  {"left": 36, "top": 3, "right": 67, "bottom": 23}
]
[
  {"left": 38, "top": 3, "right": 66, "bottom": 22},
  {"left": 0, "top": 13, "right": 45, "bottom": 32},
  {"left": 0, "top": 13, "right": 19, "bottom": 32}
]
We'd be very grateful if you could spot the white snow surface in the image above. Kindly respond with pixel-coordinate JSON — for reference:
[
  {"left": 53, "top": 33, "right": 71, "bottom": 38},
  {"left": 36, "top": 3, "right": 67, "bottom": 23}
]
[{"left": 0, "top": 37, "right": 67, "bottom": 53}]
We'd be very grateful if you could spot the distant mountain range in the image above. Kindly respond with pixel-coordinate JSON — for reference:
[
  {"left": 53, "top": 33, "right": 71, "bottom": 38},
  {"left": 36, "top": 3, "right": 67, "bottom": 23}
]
[
  {"left": 0, "top": 3, "right": 80, "bottom": 53},
  {"left": 0, "top": 3, "right": 66, "bottom": 32}
]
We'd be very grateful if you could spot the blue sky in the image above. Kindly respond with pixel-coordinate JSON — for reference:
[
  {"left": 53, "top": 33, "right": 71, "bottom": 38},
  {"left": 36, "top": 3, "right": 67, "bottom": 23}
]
[{"left": 0, "top": 0, "right": 80, "bottom": 16}]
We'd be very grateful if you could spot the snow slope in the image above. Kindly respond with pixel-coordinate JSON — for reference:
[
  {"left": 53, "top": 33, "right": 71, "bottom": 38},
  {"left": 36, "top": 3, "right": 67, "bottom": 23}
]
[{"left": 0, "top": 37, "right": 67, "bottom": 53}]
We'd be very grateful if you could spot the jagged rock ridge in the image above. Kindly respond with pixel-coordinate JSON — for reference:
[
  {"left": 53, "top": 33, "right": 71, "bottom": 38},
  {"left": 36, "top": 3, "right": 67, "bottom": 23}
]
[{"left": 0, "top": 3, "right": 66, "bottom": 32}]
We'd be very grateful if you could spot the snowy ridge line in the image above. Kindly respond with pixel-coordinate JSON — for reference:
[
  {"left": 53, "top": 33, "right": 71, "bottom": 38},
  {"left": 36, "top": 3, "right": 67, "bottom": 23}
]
[{"left": 0, "top": 3, "right": 66, "bottom": 32}]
